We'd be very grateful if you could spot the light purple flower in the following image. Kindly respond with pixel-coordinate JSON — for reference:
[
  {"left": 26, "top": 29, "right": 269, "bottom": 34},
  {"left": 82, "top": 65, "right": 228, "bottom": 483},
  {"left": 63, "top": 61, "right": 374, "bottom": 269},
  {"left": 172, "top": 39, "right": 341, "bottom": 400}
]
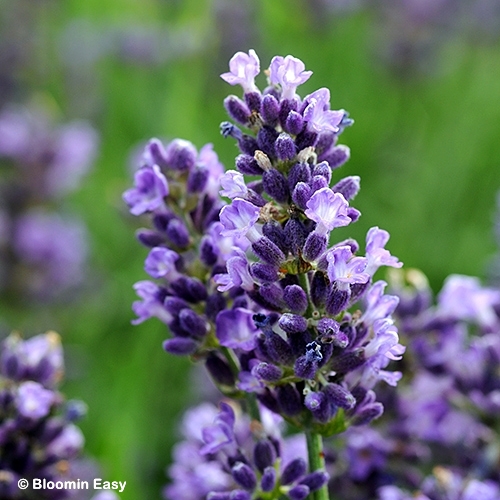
[
  {"left": 305, "top": 188, "right": 351, "bottom": 235},
  {"left": 202, "top": 222, "right": 250, "bottom": 266},
  {"left": 200, "top": 402, "right": 236, "bottom": 455},
  {"left": 326, "top": 245, "right": 370, "bottom": 288},
  {"left": 16, "top": 381, "right": 55, "bottom": 419},
  {"left": 269, "top": 55, "right": 313, "bottom": 100},
  {"left": 219, "top": 198, "right": 261, "bottom": 241},
  {"left": 144, "top": 246, "right": 181, "bottom": 280},
  {"left": 216, "top": 308, "right": 259, "bottom": 351},
  {"left": 220, "top": 49, "right": 260, "bottom": 94},
  {"left": 302, "top": 88, "right": 345, "bottom": 134},
  {"left": 365, "top": 226, "right": 402, "bottom": 276},
  {"left": 213, "top": 250, "right": 254, "bottom": 292},
  {"left": 361, "top": 281, "right": 400, "bottom": 325},
  {"left": 123, "top": 164, "right": 169, "bottom": 216},
  {"left": 46, "top": 423, "right": 84, "bottom": 458},
  {"left": 220, "top": 170, "right": 248, "bottom": 199},
  {"left": 198, "top": 143, "right": 225, "bottom": 197},
  {"left": 237, "top": 371, "right": 264, "bottom": 393},
  {"left": 364, "top": 318, "right": 405, "bottom": 361},
  {"left": 132, "top": 280, "right": 171, "bottom": 325}
]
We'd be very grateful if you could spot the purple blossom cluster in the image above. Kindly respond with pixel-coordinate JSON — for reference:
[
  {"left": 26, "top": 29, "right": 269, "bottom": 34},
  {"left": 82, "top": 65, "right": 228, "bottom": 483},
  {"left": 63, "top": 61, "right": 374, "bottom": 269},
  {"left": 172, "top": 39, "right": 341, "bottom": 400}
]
[
  {"left": 0, "top": 331, "right": 101, "bottom": 499},
  {"left": 0, "top": 106, "right": 97, "bottom": 301}
]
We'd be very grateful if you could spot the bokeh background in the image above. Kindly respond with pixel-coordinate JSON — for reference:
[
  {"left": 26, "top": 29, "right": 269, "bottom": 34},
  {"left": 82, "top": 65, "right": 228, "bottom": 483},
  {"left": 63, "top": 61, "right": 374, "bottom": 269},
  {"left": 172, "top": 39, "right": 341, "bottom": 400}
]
[{"left": 1, "top": 0, "right": 500, "bottom": 498}]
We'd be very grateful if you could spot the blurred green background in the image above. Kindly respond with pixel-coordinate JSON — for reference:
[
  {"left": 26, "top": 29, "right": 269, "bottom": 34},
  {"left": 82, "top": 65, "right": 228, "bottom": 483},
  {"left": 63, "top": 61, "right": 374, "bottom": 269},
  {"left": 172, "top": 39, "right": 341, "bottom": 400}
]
[{"left": 1, "top": 0, "right": 500, "bottom": 498}]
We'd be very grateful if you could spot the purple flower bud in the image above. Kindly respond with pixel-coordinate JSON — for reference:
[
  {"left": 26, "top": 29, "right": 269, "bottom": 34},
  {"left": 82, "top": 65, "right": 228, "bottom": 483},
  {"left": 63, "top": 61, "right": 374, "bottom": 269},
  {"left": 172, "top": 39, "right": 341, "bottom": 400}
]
[
  {"left": 123, "top": 165, "right": 168, "bottom": 216},
  {"left": 311, "top": 271, "right": 328, "bottom": 308},
  {"left": 317, "top": 318, "right": 348, "bottom": 347},
  {"left": 289, "top": 485, "right": 310, "bottom": 500},
  {"left": 295, "top": 130, "right": 318, "bottom": 150},
  {"left": 179, "top": 308, "right": 208, "bottom": 338},
  {"left": 146, "top": 138, "right": 169, "bottom": 168},
  {"left": 238, "top": 135, "right": 259, "bottom": 156},
  {"left": 322, "top": 144, "right": 350, "bottom": 170},
  {"left": 330, "top": 348, "right": 365, "bottom": 373},
  {"left": 200, "top": 238, "right": 218, "bottom": 266},
  {"left": 279, "top": 99, "right": 298, "bottom": 129},
  {"left": 205, "top": 352, "right": 236, "bottom": 387},
  {"left": 300, "top": 471, "right": 329, "bottom": 491},
  {"left": 325, "top": 285, "right": 350, "bottom": 315},
  {"left": 316, "top": 132, "right": 337, "bottom": 157},
  {"left": 261, "top": 467, "right": 276, "bottom": 492},
  {"left": 231, "top": 462, "right": 257, "bottom": 491},
  {"left": 253, "top": 439, "right": 276, "bottom": 472},
  {"left": 207, "top": 493, "right": 231, "bottom": 500},
  {"left": 262, "top": 168, "right": 289, "bottom": 203},
  {"left": 164, "top": 139, "right": 197, "bottom": 171},
  {"left": 250, "top": 263, "right": 280, "bottom": 284},
  {"left": 275, "top": 133, "right": 296, "bottom": 161},
  {"left": 347, "top": 207, "right": 361, "bottom": 222},
  {"left": 288, "top": 162, "right": 312, "bottom": 191},
  {"left": 332, "top": 175, "right": 360, "bottom": 201},
  {"left": 351, "top": 402, "right": 384, "bottom": 426},
  {"left": 283, "top": 218, "right": 307, "bottom": 256},
  {"left": 262, "top": 221, "right": 288, "bottom": 254},
  {"left": 252, "top": 237, "right": 286, "bottom": 266},
  {"left": 252, "top": 362, "right": 283, "bottom": 382},
  {"left": 187, "top": 166, "right": 209, "bottom": 193},
  {"left": 284, "top": 285, "right": 308, "bottom": 314},
  {"left": 16, "top": 381, "right": 55, "bottom": 419},
  {"left": 305, "top": 391, "right": 332, "bottom": 423},
  {"left": 294, "top": 341, "right": 323, "bottom": 379},
  {"left": 279, "top": 313, "right": 308, "bottom": 334},
  {"left": 46, "top": 424, "right": 84, "bottom": 459},
  {"left": 257, "top": 126, "right": 279, "bottom": 158},
  {"left": 205, "top": 293, "right": 227, "bottom": 320},
  {"left": 282, "top": 458, "right": 307, "bottom": 485},
  {"left": 292, "top": 182, "right": 312, "bottom": 209},
  {"left": 171, "top": 276, "right": 208, "bottom": 302},
  {"left": 136, "top": 229, "right": 165, "bottom": 248},
  {"left": 285, "top": 110, "right": 304, "bottom": 135},
  {"left": 245, "top": 91, "right": 262, "bottom": 113},
  {"left": 163, "top": 337, "right": 197, "bottom": 355},
  {"left": 230, "top": 491, "right": 251, "bottom": 500},
  {"left": 303, "top": 232, "right": 327, "bottom": 262},
  {"left": 166, "top": 219, "right": 190, "bottom": 248},
  {"left": 224, "top": 95, "right": 251, "bottom": 125},
  {"left": 323, "top": 383, "right": 356, "bottom": 409},
  {"left": 312, "top": 161, "right": 332, "bottom": 184},
  {"left": 262, "top": 332, "right": 294, "bottom": 365},
  {"left": 236, "top": 154, "right": 263, "bottom": 175},
  {"left": 261, "top": 94, "right": 280, "bottom": 126},
  {"left": 276, "top": 384, "right": 302, "bottom": 416}
]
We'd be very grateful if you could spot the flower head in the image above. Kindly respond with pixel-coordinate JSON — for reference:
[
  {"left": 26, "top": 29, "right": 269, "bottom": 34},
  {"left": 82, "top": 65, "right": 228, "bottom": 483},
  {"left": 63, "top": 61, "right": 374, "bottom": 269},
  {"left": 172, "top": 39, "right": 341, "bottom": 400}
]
[
  {"left": 305, "top": 188, "right": 351, "bottom": 235},
  {"left": 220, "top": 49, "right": 260, "bottom": 94},
  {"left": 269, "top": 55, "right": 313, "bottom": 100}
]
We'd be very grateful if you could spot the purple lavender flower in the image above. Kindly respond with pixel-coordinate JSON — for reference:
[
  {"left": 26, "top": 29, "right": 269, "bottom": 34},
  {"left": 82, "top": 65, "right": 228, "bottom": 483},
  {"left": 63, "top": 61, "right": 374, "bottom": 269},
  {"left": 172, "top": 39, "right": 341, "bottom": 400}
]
[
  {"left": 220, "top": 49, "right": 260, "bottom": 94},
  {"left": 269, "top": 55, "right": 313, "bottom": 100},
  {"left": 326, "top": 245, "right": 370, "bottom": 288},
  {"left": 219, "top": 198, "right": 261, "bottom": 241},
  {"left": 215, "top": 308, "right": 259, "bottom": 351},
  {"left": 305, "top": 188, "right": 351, "bottom": 235},
  {"left": 302, "top": 88, "right": 345, "bottom": 134},
  {"left": 365, "top": 226, "right": 402, "bottom": 276}
]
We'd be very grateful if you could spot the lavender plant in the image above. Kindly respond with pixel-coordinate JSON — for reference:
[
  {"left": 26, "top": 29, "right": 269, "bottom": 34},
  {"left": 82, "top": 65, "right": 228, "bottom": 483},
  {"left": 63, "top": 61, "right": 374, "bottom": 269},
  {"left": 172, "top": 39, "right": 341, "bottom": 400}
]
[{"left": 123, "top": 50, "right": 406, "bottom": 499}]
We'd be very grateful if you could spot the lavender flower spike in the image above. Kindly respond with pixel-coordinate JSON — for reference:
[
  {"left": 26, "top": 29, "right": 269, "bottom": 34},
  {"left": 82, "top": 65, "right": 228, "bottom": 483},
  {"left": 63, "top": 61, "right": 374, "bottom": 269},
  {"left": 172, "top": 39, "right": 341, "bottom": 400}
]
[
  {"left": 305, "top": 187, "right": 351, "bottom": 235},
  {"left": 220, "top": 49, "right": 260, "bottom": 94},
  {"left": 269, "top": 55, "right": 313, "bottom": 100}
]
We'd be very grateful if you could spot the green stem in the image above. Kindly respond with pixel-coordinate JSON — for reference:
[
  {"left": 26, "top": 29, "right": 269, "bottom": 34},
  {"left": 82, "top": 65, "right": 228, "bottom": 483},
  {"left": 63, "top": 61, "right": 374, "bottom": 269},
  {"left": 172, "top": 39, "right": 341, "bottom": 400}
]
[
  {"left": 298, "top": 271, "right": 313, "bottom": 318},
  {"left": 306, "top": 430, "right": 330, "bottom": 500}
]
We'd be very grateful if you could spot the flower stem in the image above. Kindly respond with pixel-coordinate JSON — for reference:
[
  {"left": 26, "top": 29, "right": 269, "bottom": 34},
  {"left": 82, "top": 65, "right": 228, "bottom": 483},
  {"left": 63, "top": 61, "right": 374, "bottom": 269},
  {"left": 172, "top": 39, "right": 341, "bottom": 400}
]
[{"left": 306, "top": 430, "right": 329, "bottom": 500}]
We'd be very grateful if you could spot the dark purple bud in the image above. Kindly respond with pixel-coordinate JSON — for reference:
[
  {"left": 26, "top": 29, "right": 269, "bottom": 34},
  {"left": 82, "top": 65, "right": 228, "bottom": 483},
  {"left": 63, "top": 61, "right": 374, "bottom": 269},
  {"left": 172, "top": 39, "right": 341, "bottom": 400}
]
[
  {"left": 284, "top": 285, "right": 308, "bottom": 314},
  {"left": 245, "top": 91, "right": 262, "bottom": 112},
  {"left": 332, "top": 175, "right": 360, "bottom": 201},
  {"left": 221, "top": 121, "right": 243, "bottom": 139},
  {"left": 187, "top": 166, "right": 209, "bottom": 193},
  {"left": 147, "top": 138, "right": 169, "bottom": 168},
  {"left": 284, "top": 218, "right": 307, "bottom": 256},
  {"left": 295, "top": 130, "right": 318, "bottom": 150},
  {"left": 200, "top": 238, "right": 218, "bottom": 266},
  {"left": 315, "top": 132, "right": 337, "bottom": 157},
  {"left": 164, "top": 295, "right": 188, "bottom": 314},
  {"left": 303, "top": 232, "right": 327, "bottom": 262},
  {"left": 250, "top": 263, "right": 280, "bottom": 284},
  {"left": 231, "top": 462, "right": 257, "bottom": 491},
  {"left": 305, "top": 391, "right": 332, "bottom": 423},
  {"left": 292, "top": 182, "right": 312, "bottom": 210},
  {"left": 300, "top": 471, "right": 329, "bottom": 491},
  {"left": 152, "top": 211, "right": 175, "bottom": 232},
  {"left": 276, "top": 384, "right": 302, "bottom": 416},
  {"left": 230, "top": 491, "right": 251, "bottom": 500},
  {"left": 238, "top": 135, "right": 259, "bottom": 156},
  {"left": 249, "top": 288, "right": 282, "bottom": 312},
  {"left": 261, "top": 94, "right": 280, "bottom": 126},
  {"left": 256, "top": 388, "right": 280, "bottom": 414},
  {"left": 294, "top": 341, "right": 323, "bottom": 379},
  {"left": 224, "top": 95, "right": 251, "bottom": 125},
  {"left": 330, "top": 348, "right": 365, "bottom": 373},
  {"left": 263, "top": 332, "right": 294, "bottom": 365},
  {"left": 236, "top": 154, "right": 263, "bottom": 175},
  {"left": 289, "top": 485, "right": 310, "bottom": 500},
  {"left": 275, "top": 133, "right": 296, "bottom": 161},
  {"left": 282, "top": 458, "right": 307, "bottom": 485},
  {"left": 312, "top": 161, "right": 332, "bottom": 184},
  {"left": 262, "top": 168, "right": 289, "bottom": 203},
  {"left": 252, "top": 237, "right": 285, "bottom": 266},
  {"left": 260, "top": 467, "right": 276, "bottom": 492},
  {"left": 136, "top": 229, "right": 165, "bottom": 248},
  {"left": 279, "top": 99, "right": 298, "bottom": 129},
  {"left": 163, "top": 337, "right": 197, "bottom": 355},
  {"left": 205, "top": 293, "right": 227, "bottom": 320},
  {"left": 179, "top": 308, "right": 208, "bottom": 338},
  {"left": 288, "top": 162, "right": 312, "bottom": 191},
  {"left": 350, "top": 281, "right": 370, "bottom": 303},
  {"left": 347, "top": 207, "right": 361, "bottom": 223},
  {"left": 351, "top": 403, "right": 384, "bottom": 426},
  {"left": 247, "top": 189, "right": 267, "bottom": 207},
  {"left": 279, "top": 313, "right": 308, "bottom": 334},
  {"left": 311, "top": 174, "right": 329, "bottom": 192},
  {"left": 257, "top": 126, "right": 279, "bottom": 158},
  {"left": 262, "top": 221, "right": 288, "bottom": 254},
  {"left": 311, "top": 271, "right": 329, "bottom": 308},
  {"left": 323, "top": 383, "right": 356, "bottom": 410},
  {"left": 285, "top": 111, "right": 304, "bottom": 136},
  {"left": 254, "top": 440, "right": 276, "bottom": 472},
  {"left": 322, "top": 145, "right": 350, "bottom": 170},
  {"left": 317, "top": 318, "right": 348, "bottom": 348},
  {"left": 171, "top": 276, "right": 208, "bottom": 302},
  {"left": 166, "top": 219, "right": 190, "bottom": 248},
  {"left": 252, "top": 362, "right": 283, "bottom": 382},
  {"left": 164, "top": 139, "right": 197, "bottom": 171},
  {"left": 205, "top": 352, "right": 236, "bottom": 387},
  {"left": 325, "top": 285, "right": 350, "bottom": 315}
]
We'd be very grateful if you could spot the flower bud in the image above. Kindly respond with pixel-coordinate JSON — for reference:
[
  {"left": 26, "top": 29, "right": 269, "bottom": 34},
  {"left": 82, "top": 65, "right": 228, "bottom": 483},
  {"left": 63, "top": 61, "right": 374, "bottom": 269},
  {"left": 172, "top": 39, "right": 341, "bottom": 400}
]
[
  {"left": 281, "top": 458, "right": 307, "bottom": 485},
  {"left": 262, "top": 168, "right": 289, "bottom": 203},
  {"left": 275, "top": 133, "right": 296, "bottom": 161},
  {"left": 231, "top": 462, "right": 257, "bottom": 491},
  {"left": 224, "top": 95, "right": 251, "bottom": 125},
  {"left": 163, "top": 338, "right": 197, "bottom": 355},
  {"left": 261, "top": 94, "right": 280, "bottom": 126},
  {"left": 283, "top": 285, "right": 308, "bottom": 314},
  {"left": 276, "top": 384, "right": 302, "bottom": 416}
]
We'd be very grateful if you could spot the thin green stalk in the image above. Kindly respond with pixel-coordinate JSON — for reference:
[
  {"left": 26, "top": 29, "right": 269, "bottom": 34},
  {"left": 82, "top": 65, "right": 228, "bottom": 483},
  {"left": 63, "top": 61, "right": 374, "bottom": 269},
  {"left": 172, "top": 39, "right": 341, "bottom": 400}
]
[{"left": 306, "top": 430, "right": 329, "bottom": 500}]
